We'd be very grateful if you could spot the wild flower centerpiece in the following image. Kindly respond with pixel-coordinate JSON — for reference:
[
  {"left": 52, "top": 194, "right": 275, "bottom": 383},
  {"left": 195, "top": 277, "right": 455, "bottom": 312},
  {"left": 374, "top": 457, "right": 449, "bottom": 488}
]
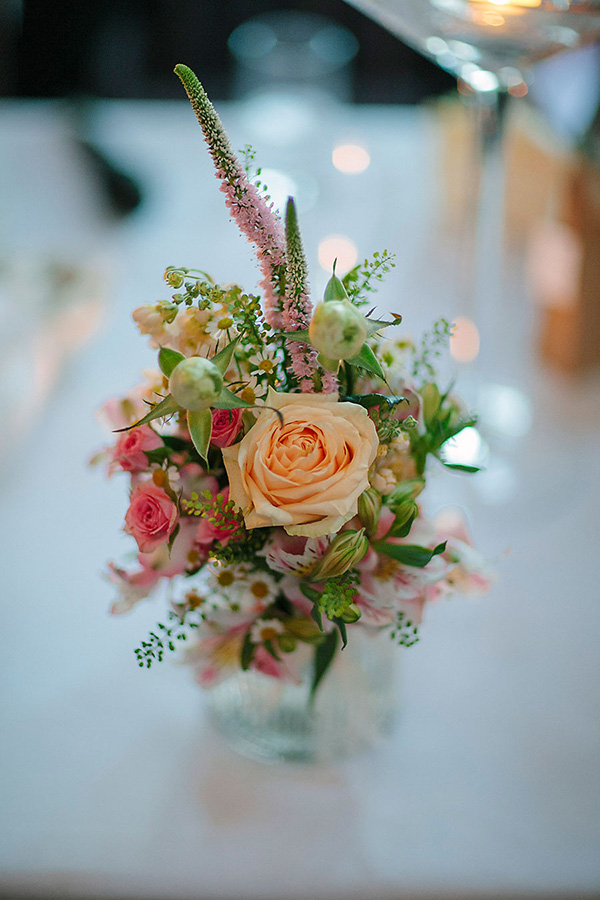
[{"left": 99, "top": 65, "right": 491, "bottom": 760}]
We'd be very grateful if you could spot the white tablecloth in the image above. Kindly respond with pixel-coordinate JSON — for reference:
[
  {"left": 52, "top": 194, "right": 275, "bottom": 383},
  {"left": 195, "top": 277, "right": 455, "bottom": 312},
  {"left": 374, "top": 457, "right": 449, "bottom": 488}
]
[{"left": 1, "top": 98, "right": 599, "bottom": 899}]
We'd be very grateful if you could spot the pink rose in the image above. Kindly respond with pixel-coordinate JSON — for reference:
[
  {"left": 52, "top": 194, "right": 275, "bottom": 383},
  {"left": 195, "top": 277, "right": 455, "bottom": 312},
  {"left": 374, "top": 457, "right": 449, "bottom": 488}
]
[
  {"left": 125, "top": 481, "right": 178, "bottom": 552},
  {"left": 111, "top": 425, "right": 162, "bottom": 474},
  {"left": 211, "top": 408, "right": 243, "bottom": 448}
]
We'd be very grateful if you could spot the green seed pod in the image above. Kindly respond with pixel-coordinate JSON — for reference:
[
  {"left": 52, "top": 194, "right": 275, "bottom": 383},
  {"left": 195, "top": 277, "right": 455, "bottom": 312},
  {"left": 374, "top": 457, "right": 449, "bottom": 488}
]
[
  {"left": 308, "top": 300, "right": 367, "bottom": 361},
  {"left": 169, "top": 356, "right": 223, "bottom": 411},
  {"left": 309, "top": 528, "right": 369, "bottom": 582},
  {"left": 357, "top": 487, "right": 382, "bottom": 538}
]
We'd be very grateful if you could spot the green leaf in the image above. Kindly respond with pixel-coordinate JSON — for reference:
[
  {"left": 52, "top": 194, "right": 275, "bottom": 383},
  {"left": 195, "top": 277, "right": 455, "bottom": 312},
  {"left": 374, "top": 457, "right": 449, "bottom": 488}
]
[
  {"left": 373, "top": 540, "right": 447, "bottom": 568},
  {"left": 346, "top": 343, "right": 384, "bottom": 380},
  {"left": 282, "top": 328, "right": 310, "bottom": 343},
  {"left": 332, "top": 617, "right": 348, "bottom": 649},
  {"left": 263, "top": 638, "right": 281, "bottom": 661},
  {"left": 324, "top": 268, "right": 349, "bottom": 302},
  {"left": 310, "top": 629, "right": 338, "bottom": 700},
  {"left": 211, "top": 336, "right": 241, "bottom": 376},
  {"left": 440, "top": 461, "right": 482, "bottom": 473},
  {"left": 310, "top": 603, "right": 323, "bottom": 632},
  {"left": 212, "top": 387, "right": 253, "bottom": 409},
  {"left": 167, "top": 521, "right": 180, "bottom": 553},
  {"left": 113, "top": 394, "right": 180, "bottom": 432},
  {"left": 346, "top": 393, "right": 408, "bottom": 410},
  {"left": 240, "top": 631, "right": 255, "bottom": 670},
  {"left": 365, "top": 316, "right": 397, "bottom": 337},
  {"left": 158, "top": 347, "right": 185, "bottom": 378},
  {"left": 187, "top": 408, "right": 212, "bottom": 461}
]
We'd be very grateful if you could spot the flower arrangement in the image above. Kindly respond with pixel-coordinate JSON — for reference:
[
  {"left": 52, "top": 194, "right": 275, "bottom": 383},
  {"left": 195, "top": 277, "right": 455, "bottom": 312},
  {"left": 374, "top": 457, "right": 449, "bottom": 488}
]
[{"left": 99, "top": 65, "right": 491, "bottom": 696}]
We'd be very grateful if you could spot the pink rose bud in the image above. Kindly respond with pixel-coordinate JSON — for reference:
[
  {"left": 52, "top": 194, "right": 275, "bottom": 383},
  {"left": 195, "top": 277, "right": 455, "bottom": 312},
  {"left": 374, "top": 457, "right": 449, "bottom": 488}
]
[
  {"left": 124, "top": 481, "right": 178, "bottom": 553},
  {"left": 210, "top": 408, "right": 243, "bottom": 448},
  {"left": 111, "top": 425, "right": 162, "bottom": 473}
]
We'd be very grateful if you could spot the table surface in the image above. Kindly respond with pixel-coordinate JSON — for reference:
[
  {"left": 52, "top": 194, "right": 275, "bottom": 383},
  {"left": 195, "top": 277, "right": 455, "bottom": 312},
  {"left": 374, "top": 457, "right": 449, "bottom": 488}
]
[{"left": 1, "top": 97, "right": 599, "bottom": 900}]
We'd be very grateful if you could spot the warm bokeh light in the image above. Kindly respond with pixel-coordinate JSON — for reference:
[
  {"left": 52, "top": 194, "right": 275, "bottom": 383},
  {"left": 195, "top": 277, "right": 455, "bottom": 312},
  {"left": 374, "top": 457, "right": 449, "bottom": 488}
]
[
  {"left": 332, "top": 144, "right": 371, "bottom": 174},
  {"left": 318, "top": 234, "right": 358, "bottom": 273},
  {"left": 470, "top": 0, "right": 541, "bottom": 6},
  {"left": 450, "top": 316, "right": 480, "bottom": 363}
]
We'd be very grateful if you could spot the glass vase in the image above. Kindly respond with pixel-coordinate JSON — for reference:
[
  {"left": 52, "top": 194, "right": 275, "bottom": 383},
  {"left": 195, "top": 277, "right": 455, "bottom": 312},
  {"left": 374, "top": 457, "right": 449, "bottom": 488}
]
[{"left": 205, "top": 626, "right": 400, "bottom": 763}]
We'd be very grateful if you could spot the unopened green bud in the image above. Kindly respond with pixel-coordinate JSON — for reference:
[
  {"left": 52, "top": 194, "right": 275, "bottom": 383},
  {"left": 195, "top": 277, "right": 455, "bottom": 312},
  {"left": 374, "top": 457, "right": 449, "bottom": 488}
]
[
  {"left": 340, "top": 602, "right": 362, "bottom": 623},
  {"left": 357, "top": 488, "right": 382, "bottom": 538},
  {"left": 164, "top": 267, "right": 187, "bottom": 288},
  {"left": 308, "top": 300, "right": 367, "bottom": 360},
  {"left": 169, "top": 356, "right": 223, "bottom": 411},
  {"left": 387, "top": 477, "right": 425, "bottom": 507},
  {"left": 309, "top": 528, "right": 369, "bottom": 582},
  {"left": 422, "top": 382, "right": 441, "bottom": 427},
  {"left": 277, "top": 633, "right": 297, "bottom": 653}
]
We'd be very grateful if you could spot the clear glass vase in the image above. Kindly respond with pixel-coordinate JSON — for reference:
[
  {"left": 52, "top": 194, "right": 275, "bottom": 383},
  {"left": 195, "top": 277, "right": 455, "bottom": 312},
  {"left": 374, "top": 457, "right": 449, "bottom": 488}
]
[{"left": 205, "top": 627, "right": 400, "bottom": 763}]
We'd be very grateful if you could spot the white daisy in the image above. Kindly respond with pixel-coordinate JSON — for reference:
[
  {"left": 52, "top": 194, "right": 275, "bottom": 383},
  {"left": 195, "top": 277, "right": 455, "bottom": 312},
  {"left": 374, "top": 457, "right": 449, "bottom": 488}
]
[{"left": 250, "top": 618, "right": 285, "bottom": 644}]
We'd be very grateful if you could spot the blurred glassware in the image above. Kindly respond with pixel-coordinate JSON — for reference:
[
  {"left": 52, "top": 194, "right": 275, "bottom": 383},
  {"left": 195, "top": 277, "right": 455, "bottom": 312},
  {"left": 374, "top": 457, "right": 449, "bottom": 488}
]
[
  {"left": 343, "top": 0, "right": 600, "bottom": 433},
  {"left": 228, "top": 11, "right": 359, "bottom": 102}
]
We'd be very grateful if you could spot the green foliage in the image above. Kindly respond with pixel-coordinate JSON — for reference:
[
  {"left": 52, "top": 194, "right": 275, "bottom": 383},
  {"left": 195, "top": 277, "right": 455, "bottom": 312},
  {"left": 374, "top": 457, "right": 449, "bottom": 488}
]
[
  {"left": 343, "top": 250, "right": 396, "bottom": 307},
  {"left": 390, "top": 611, "right": 420, "bottom": 647},
  {"left": 134, "top": 611, "right": 198, "bottom": 669},
  {"left": 411, "top": 318, "right": 454, "bottom": 383}
]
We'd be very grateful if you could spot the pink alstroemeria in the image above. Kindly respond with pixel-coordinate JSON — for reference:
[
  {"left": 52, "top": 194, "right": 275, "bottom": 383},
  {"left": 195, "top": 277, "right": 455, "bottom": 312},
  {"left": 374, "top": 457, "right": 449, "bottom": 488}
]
[{"left": 259, "top": 530, "right": 330, "bottom": 577}]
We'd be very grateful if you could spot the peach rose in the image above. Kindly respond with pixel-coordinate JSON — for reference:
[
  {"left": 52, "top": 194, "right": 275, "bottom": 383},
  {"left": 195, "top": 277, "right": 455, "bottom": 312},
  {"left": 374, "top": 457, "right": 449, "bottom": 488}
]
[
  {"left": 222, "top": 389, "right": 378, "bottom": 538},
  {"left": 124, "top": 482, "right": 178, "bottom": 552}
]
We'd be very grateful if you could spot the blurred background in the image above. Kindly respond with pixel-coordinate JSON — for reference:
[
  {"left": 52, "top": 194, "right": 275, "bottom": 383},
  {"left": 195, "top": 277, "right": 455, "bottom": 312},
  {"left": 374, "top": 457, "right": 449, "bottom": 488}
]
[{"left": 1, "top": 2, "right": 600, "bottom": 899}]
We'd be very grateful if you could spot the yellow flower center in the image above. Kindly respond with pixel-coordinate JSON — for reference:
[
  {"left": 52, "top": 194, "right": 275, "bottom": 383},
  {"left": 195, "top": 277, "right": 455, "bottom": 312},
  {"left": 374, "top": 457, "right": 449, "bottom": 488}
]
[
  {"left": 152, "top": 469, "right": 168, "bottom": 487},
  {"left": 258, "top": 359, "right": 274, "bottom": 373},
  {"left": 375, "top": 555, "right": 399, "bottom": 581},
  {"left": 260, "top": 626, "right": 278, "bottom": 642},
  {"left": 217, "top": 317, "right": 234, "bottom": 330},
  {"left": 240, "top": 386, "right": 256, "bottom": 404},
  {"left": 217, "top": 570, "right": 235, "bottom": 587},
  {"left": 251, "top": 581, "right": 269, "bottom": 599}
]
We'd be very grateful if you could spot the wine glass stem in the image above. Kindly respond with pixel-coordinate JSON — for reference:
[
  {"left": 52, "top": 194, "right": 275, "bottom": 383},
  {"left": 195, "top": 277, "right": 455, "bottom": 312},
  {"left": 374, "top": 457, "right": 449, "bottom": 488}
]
[{"left": 459, "top": 88, "right": 509, "bottom": 381}]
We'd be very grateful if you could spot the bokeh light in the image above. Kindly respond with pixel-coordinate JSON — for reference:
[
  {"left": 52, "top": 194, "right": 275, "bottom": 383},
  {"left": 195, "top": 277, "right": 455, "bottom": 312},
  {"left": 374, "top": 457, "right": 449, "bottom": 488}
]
[
  {"left": 450, "top": 317, "right": 480, "bottom": 363},
  {"left": 332, "top": 144, "right": 371, "bottom": 174},
  {"left": 318, "top": 234, "right": 358, "bottom": 273}
]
